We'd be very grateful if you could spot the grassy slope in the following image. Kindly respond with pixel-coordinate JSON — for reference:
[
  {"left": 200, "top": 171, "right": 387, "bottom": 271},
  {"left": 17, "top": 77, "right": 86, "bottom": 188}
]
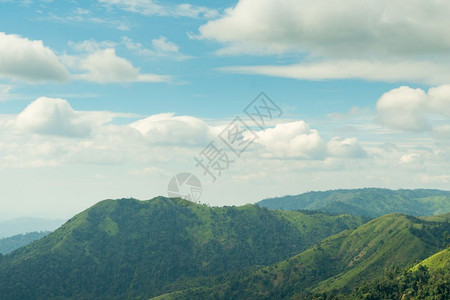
[
  {"left": 413, "top": 247, "right": 450, "bottom": 273},
  {"left": 310, "top": 214, "right": 445, "bottom": 293},
  {"left": 0, "top": 197, "right": 362, "bottom": 300}
]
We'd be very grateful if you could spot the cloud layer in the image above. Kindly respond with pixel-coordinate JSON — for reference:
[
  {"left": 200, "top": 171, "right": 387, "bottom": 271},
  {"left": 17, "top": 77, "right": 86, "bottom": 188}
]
[
  {"left": 199, "top": 0, "right": 450, "bottom": 57},
  {"left": 220, "top": 60, "right": 450, "bottom": 85},
  {"left": 199, "top": 0, "right": 450, "bottom": 84},
  {"left": 2, "top": 97, "right": 370, "bottom": 169}
]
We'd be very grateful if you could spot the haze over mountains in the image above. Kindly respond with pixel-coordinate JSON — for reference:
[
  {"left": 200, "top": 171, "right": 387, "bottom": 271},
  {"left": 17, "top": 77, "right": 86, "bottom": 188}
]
[
  {"left": 0, "top": 189, "right": 449, "bottom": 299},
  {"left": 0, "top": 217, "right": 65, "bottom": 239}
]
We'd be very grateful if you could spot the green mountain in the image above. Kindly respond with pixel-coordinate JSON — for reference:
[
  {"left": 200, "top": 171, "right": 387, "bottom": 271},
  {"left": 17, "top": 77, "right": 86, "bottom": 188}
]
[
  {"left": 257, "top": 188, "right": 450, "bottom": 217},
  {"left": 0, "top": 231, "right": 50, "bottom": 254},
  {"left": 0, "top": 197, "right": 362, "bottom": 300},
  {"left": 168, "top": 213, "right": 450, "bottom": 299}
]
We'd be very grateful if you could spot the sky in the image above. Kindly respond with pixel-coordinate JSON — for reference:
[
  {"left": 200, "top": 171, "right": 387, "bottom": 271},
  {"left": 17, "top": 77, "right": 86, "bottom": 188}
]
[{"left": 1, "top": 0, "right": 450, "bottom": 220}]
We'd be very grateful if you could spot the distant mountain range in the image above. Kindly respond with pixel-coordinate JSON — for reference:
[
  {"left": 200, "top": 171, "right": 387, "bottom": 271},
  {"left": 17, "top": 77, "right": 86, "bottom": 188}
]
[
  {"left": 0, "top": 217, "right": 65, "bottom": 239},
  {"left": 0, "top": 195, "right": 448, "bottom": 299},
  {"left": 0, "top": 232, "right": 50, "bottom": 254},
  {"left": 257, "top": 188, "right": 450, "bottom": 217}
]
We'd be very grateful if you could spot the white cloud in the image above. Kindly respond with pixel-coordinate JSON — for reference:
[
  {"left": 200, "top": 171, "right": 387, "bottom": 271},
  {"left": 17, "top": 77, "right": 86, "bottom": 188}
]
[
  {"left": 376, "top": 85, "right": 450, "bottom": 132},
  {"left": 129, "top": 113, "right": 211, "bottom": 146},
  {"left": 198, "top": 0, "right": 450, "bottom": 57},
  {"left": 15, "top": 97, "right": 112, "bottom": 137},
  {"left": 327, "top": 137, "right": 367, "bottom": 158},
  {"left": 74, "top": 48, "right": 171, "bottom": 83},
  {"left": 0, "top": 32, "right": 69, "bottom": 82},
  {"left": 99, "top": 0, "right": 218, "bottom": 19},
  {"left": 220, "top": 60, "right": 450, "bottom": 85},
  {"left": 152, "top": 36, "right": 178, "bottom": 53},
  {"left": 376, "top": 86, "right": 430, "bottom": 132},
  {"left": 254, "top": 121, "right": 326, "bottom": 159},
  {"left": 175, "top": 4, "right": 218, "bottom": 19},
  {"left": 198, "top": 0, "right": 450, "bottom": 84}
]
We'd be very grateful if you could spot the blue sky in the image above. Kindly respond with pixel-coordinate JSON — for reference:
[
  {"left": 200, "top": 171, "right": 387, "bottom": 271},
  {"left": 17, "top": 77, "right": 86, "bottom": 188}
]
[{"left": 1, "top": 0, "right": 450, "bottom": 220}]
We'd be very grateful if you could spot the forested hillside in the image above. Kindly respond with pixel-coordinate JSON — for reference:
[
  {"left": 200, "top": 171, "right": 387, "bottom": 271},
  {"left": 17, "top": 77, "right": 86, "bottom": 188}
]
[
  {"left": 164, "top": 213, "right": 450, "bottom": 299},
  {"left": 0, "top": 197, "right": 362, "bottom": 300}
]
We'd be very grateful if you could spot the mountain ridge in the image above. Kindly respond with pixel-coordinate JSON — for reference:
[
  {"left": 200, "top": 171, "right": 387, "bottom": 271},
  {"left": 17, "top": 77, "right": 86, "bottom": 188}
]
[{"left": 257, "top": 188, "right": 450, "bottom": 217}]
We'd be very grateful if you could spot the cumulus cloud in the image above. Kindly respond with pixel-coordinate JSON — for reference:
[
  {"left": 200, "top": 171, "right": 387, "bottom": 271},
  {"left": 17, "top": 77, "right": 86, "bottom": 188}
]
[
  {"left": 376, "top": 86, "right": 431, "bottom": 132},
  {"left": 15, "top": 97, "right": 112, "bottom": 137},
  {"left": 376, "top": 85, "right": 450, "bottom": 132},
  {"left": 327, "top": 137, "right": 367, "bottom": 158},
  {"left": 129, "top": 113, "right": 211, "bottom": 145},
  {"left": 74, "top": 48, "right": 171, "bottom": 83},
  {"left": 198, "top": 0, "right": 450, "bottom": 57},
  {"left": 0, "top": 32, "right": 69, "bottom": 82},
  {"left": 254, "top": 121, "right": 326, "bottom": 159},
  {"left": 99, "top": 0, "right": 218, "bottom": 19}
]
